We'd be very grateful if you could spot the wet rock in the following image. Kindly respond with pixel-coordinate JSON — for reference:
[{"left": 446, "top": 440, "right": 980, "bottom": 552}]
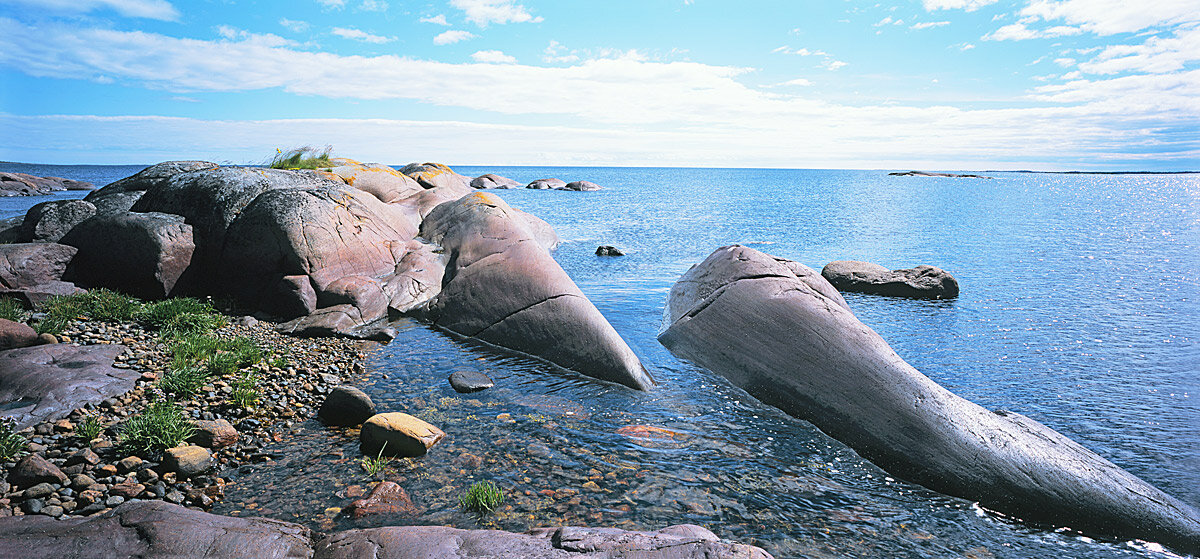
[
  {"left": 821, "top": 260, "right": 959, "bottom": 299},
  {"left": 0, "top": 344, "right": 136, "bottom": 429},
  {"left": 594, "top": 246, "right": 624, "bottom": 257},
  {"left": 419, "top": 193, "right": 653, "bottom": 390},
  {"left": 0, "top": 319, "right": 38, "bottom": 350},
  {"left": 562, "top": 181, "right": 601, "bottom": 192},
  {"left": 526, "top": 178, "right": 565, "bottom": 190},
  {"left": 0, "top": 500, "right": 312, "bottom": 558},
  {"left": 470, "top": 174, "right": 522, "bottom": 189},
  {"left": 318, "top": 386, "right": 375, "bottom": 427},
  {"left": 345, "top": 481, "right": 419, "bottom": 518},
  {"left": 312, "top": 524, "right": 773, "bottom": 558},
  {"left": 189, "top": 419, "right": 238, "bottom": 449},
  {"left": 448, "top": 370, "right": 493, "bottom": 393},
  {"left": 162, "top": 446, "right": 211, "bottom": 478},
  {"left": 9, "top": 454, "right": 68, "bottom": 488},
  {"left": 19, "top": 200, "right": 96, "bottom": 243},
  {"left": 60, "top": 212, "right": 196, "bottom": 299},
  {"left": 360, "top": 413, "right": 445, "bottom": 457}
]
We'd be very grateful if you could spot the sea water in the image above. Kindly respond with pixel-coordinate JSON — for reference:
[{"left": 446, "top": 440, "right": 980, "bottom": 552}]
[{"left": 5, "top": 162, "right": 1196, "bottom": 558}]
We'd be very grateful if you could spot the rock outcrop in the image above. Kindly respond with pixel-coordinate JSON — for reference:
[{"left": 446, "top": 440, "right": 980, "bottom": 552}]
[
  {"left": 889, "top": 170, "right": 992, "bottom": 179},
  {"left": 527, "top": 178, "right": 565, "bottom": 189},
  {"left": 470, "top": 173, "right": 522, "bottom": 189},
  {"left": 0, "top": 243, "right": 82, "bottom": 307},
  {"left": 360, "top": 412, "right": 445, "bottom": 457},
  {"left": 19, "top": 199, "right": 96, "bottom": 242},
  {"left": 61, "top": 212, "right": 196, "bottom": 299},
  {"left": 0, "top": 172, "right": 93, "bottom": 196},
  {"left": 563, "top": 180, "right": 601, "bottom": 191},
  {"left": 659, "top": 245, "right": 1200, "bottom": 555},
  {"left": 418, "top": 192, "right": 653, "bottom": 390},
  {"left": 821, "top": 260, "right": 959, "bottom": 299},
  {"left": 399, "top": 162, "right": 472, "bottom": 191},
  {"left": 0, "top": 344, "right": 137, "bottom": 429}
]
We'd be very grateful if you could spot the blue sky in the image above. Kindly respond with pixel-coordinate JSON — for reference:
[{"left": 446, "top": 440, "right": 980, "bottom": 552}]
[{"left": 1, "top": 0, "right": 1197, "bottom": 169}]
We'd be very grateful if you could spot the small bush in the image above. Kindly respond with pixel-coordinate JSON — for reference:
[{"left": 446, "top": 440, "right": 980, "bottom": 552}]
[
  {"left": 119, "top": 400, "right": 195, "bottom": 454},
  {"left": 34, "top": 313, "right": 71, "bottom": 336},
  {"left": 0, "top": 419, "right": 26, "bottom": 462},
  {"left": 459, "top": 480, "right": 504, "bottom": 513},
  {"left": 267, "top": 145, "right": 334, "bottom": 169},
  {"left": 0, "top": 297, "right": 25, "bottom": 322},
  {"left": 76, "top": 416, "right": 105, "bottom": 440},
  {"left": 159, "top": 312, "right": 224, "bottom": 339},
  {"left": 157, "top": 364, "right": 210, "bottom": 398}
]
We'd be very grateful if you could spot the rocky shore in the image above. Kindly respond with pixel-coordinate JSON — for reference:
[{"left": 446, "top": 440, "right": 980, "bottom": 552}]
[{"left": 0, "top": 172, "right": 93, "bottom": 197}]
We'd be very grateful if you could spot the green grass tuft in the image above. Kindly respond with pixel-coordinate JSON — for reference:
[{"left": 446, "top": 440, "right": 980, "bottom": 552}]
[
  {"left": 118, "top": 400, "right": 195, "bottom": 454},
  {"left": 157, "top": 364, "right": 210, "bottom": 398},
  {"left": 361, "top": 442, "right": 393, "bottom": 476},
  {"left": 136, "top": 298, "right": 218, "bottom": 329},
  {"left": 0, "top": 419, "right": 26, "bottom": 462},
  {"left": 0, "top": 297, "right": 25, "bottom": 322},
  {"left": 459, "top": 480, "right": 504, "bottom": 513},
  {"left": 76, "top": 415, "right": 105, "bottom": 440},
  {"left": 229, "top": 370, "right": 261, "bottom": 409},
  {"left": 267, "top": 145, "right": 335, "bottom": 169}
]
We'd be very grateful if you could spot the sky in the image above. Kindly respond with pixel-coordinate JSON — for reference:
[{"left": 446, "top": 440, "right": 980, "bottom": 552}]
[{"left": 0, "top": 0, "right": 1197, "bottom": 170}]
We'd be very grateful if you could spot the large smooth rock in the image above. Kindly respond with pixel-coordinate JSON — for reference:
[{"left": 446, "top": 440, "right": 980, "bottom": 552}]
[
  {"left": 162, "top": 446, "right": 212, "bottom": 478},
  {"left": 360, "top": 412, "right": 445, "bottom": 457},
  {"left": 562, "top": 181, "right": 601, "bottom": 191},
  {"left": 0, "top": 500, "right": 312, "bottom": 558},
  {"left": 470, "top": 174, "right": 522, "bottom": 189},
  {"left": 85, "top": 160, "right": 215, "bottom": 201},
  {"left": 276, "top": 304, "right": 396, "bottom": 341},
  {"left": 19, "top": 199, "right": 96, "bottom": 242},
  {"left": 526, "top": 178, "right": 565, "bottom": 189},
  {"left": 312, "top": 524, "right": 773, "bottom": 559},
  {"left": 318, "top": 385, "right": 376, "bottom": 426},
  {"left": 220, "top": 184, "right": 415, "bottom": 322},
  {"left": 326, "top": 160, "right": 423, "bottom": 203},
  {"left": 821, "top": 260, "right": 959, "bottom": 299},
  {"left": 0, "top": 343, "right": 136, "bottom": 429},
  {"left": 398, "top": 162, "right": 472, "bottom": 191},
  {"left": 60, "top": 211, "right": 196, "bottom": 299},
  {"left": 659, "top": 245, "right": 1200, "bottom": 555},
  {"left": 419, "top": 193, "right": 652, "bottom": 390},
  {"left": 448, "top": 370, "right": 493, "bottom": 393},
  {"left": 0, "top": 243, "right": 76, "bottom": 288},
  {"left": 0, "top": 172, "right": 92, "bottom": 196},
  {"left": 189, "top": 419, "right": 238, "bottom": 449},
  {"left": 131, "top": 166, "right": 342, "bottom": 276}
]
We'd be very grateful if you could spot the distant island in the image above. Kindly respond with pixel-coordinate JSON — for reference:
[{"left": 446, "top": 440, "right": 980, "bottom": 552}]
[{"left": 889, "top": 170, "right": 993, "bottom": 179}]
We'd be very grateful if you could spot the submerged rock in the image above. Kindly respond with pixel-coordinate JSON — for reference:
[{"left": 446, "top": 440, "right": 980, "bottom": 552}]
[
  {"left": 595, "top": 245, "right": 624, "bottom": 256},
  {"left": 563, "top": 180, "right": 601, "bottom": 191},
  {"left": 821, "top": 260, "right": 959, "bottom": 299},
  {"left": 659, "top": 245, "right": 1200, "bottom": 555},
  {"left": 448, "top": 370, "right": 494, "bottom": 393},
  {"left": 345, "top": 481, "right": 419, "bottom": 518},
  {"left": 419, "top": 192, "right": 653, "bottom": 390}
]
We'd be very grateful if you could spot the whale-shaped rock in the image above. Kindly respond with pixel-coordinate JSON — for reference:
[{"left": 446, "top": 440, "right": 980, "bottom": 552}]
[
  {"left": 419, "top": 192, "right": 653, "bottom": 390},
  {"left": 659, "top": 245, "right": 1200, "bottom": 555}
]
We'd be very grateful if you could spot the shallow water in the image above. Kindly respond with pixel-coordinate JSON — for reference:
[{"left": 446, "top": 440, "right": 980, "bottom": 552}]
[{"left": 5, "top": 163, "right": 1196, "bottom": 557}]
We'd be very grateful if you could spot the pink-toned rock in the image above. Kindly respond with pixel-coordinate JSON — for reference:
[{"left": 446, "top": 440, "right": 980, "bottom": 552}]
[
  {"left": 189, "top": 419, "right": 238, "bottom": 449},
  {"left": 360, "top": 413, "right": 444, "bottom": 457},
  {"left": 0, "top": 319, "right": 37, "bottom": 350},
  {"left": 60, "top": 212, "right": 195, "bottom": 299},
  {"left": 346, "top": 481, "right": 419, "bottom": 518}
]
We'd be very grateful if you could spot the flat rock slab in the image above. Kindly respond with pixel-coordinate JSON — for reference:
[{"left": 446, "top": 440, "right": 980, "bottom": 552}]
[
  {"left": 313, "top": 524, "right": 773, "bottom": 559},
  {"left": 0, "top": 500, "right": 312, "bottom": 559},
  {"left": 821, "top": 260, "right": 959, "bottom": 299},
  {"left": 0, "top": 343, "right": 136, "bottom": 429}
]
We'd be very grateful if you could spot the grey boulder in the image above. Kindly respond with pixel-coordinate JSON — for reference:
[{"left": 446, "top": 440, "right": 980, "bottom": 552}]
[
  {"left": 0, "top": 343, "right": 137, "bottom": 429},
  {"left": 526, "top": 178, "right": 565, "bottom": 190},
  {"left": 85, "top": 160, "right": 217, "bottom": 201},
  {"left": 318, "top": 385, "right": 376, "bottom": 426},
  {"left": 419, "top": 192, "right": 652, "bottom": 390},
  {"left": 0, "top": 500, "right": 312, "bottom": 559},
  {"left": 61, "top": 211, "right": 196, "bottom": 299},
  {"left": 470, "top": 174, "right": 522, "bottom": 189},
  {"left": 659, "top": 245, "right": 1200, "bottom": 556},
  {"left": 562, "top": 181, "right": 601, "bottom": 191},
  {"left": 448, "top": 370, "right": 494, "bottom": 393},
  {"left": 312, "top": 524, "right": 772, "bottom": 559},
  {"left": 821, "top": 260, "right": 959, "bottom": 299},
  {"left": 19, "top": 199, "right": 96, "bottom": 242}
]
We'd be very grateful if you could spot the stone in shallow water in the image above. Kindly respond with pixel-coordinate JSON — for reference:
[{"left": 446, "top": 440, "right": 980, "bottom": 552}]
[
  {"left": 448, "top": 370, "right": 494, "bottom": 393},
  {"left": 319, "top": 386, "right": 376, "bottom": 426},
  {"left": 360, "top": 413, "right": 445, "bottom": 457},
  {"left": 595, "top": 245, "right": 624, "bottom": 256},
  {"left": 346, "top": 481, "right": 419, "bottom": 519}
]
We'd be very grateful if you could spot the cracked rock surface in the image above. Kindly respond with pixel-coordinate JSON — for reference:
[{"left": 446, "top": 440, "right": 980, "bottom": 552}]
[
  {"left": 0, "top": 343, "right": 138, "bottom": 429},
  {"left": 658, "top": 245, "right": 1200, "bottom": 556}
]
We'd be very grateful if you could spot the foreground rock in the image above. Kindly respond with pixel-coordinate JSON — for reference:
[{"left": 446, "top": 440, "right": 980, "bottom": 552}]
[
  {"left": 821, "top": 260, "right": 959, "bottom": 299},
  {"left": 318, "top": 385, "right": 376, "bottom": 426},
  {"left": 0, "top": 500, "right": 312, "bottom": 558},
  {"left": 61, "top": 211, "right": 196, "bottom": 299},
  {"left": 0, "top": 242, "right": 82, "bottom": 307},
  {"left": 0, "top": 172, "right": 93, "bottom": 196},
  {"left": 360, "top": 412, "right": 445, "bottom": 457},
  {"left": 0, "top": 343, "right": 137, "bottom": 429},
  {"left": 314, "top": 524, "right": 773, "bottom": 559},
  {"left": 658, "top": 245, "right": 1200, "bottom": 555},
  {"left": 419, "top": 192, "right": 654, "bottom": 390}
]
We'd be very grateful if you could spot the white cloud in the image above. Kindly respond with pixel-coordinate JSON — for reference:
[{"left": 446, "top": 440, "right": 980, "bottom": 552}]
[
  {"left": 1054, "top": 57, "right": 1076, "bottom": 66},
  {"left": 470, "top": 50, "right": 517, "bottom": 64},
  {"left": 1020, "top": 0, "right": 1200, "bottom": 36},
  {"left": 958, "top": 42, "right": 976, "bottom": 50},
  {"left": 0, "top": 0, "right": 179, "bottom": 20},
  {"left": 985, "top": 22, "right": 1082, "bottom": 40},
  {"left": 358, "top": 0, "right": 387, "bottom": 12},
  {"left": 433, "top": 29, "right": 476, "bottom": 45},
  {"left": 420, "top": 14, "right": 450, "bottom": 26},
  {"left": 773, "top": 46, "right": 828, "bottom": 56},
  {"left": 778, "top": 78, "right": 813, "bottom": 86},
  {"left": 874, "top": 16, "right": 904, "bottom": 27},
  {"left": 823, "top": 60, "right": 848, "bottom": 70},
  {"left": 911, "top": 21, "right": 951, "bottom": 29},
  {"left": 922, "top": 0, "right": 997, "bottom": 12},
  {"left": 543, "top": 40, "right": 580, "bottom": 63},
  {"left": 450, "top": 0, "right": 542, "bottom": 27},
  {"left": 332, "top": 27, "right": 394, "bottom": 44},
  {"left": 1, "top": 17, "right": 1197, "bottom": 169},
  {"left": 279, "top": 18, "right": 311, "bottom": 33},
  {"left": 316, "top": 0, "right": 344, "bottom": 9}
]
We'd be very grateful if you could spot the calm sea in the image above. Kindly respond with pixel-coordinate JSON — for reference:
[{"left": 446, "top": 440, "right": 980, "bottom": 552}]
[{"left": 4, "top": 162, "right": 1197, "bottom": 558}]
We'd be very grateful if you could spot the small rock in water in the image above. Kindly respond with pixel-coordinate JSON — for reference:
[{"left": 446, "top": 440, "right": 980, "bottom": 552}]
[
  {"left": 448, "top": 370, "right": 494, "bottom": 393},
  {"left": 360, "top": 413, "right": 445, "bottom": 457},
  {"left": 595, "top": 245, "right": 625, "bottom": 256},
  {"left": 346, "top": 481, "right": 419, "bottom": 518},
  {"left": 318, "top": 386, "right": 376, "bottom": 426}
]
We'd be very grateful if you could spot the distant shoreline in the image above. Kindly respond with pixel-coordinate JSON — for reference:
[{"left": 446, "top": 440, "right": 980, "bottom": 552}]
[{"left": 2, "top": 160, "right": 1197, "bottom": 174}]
